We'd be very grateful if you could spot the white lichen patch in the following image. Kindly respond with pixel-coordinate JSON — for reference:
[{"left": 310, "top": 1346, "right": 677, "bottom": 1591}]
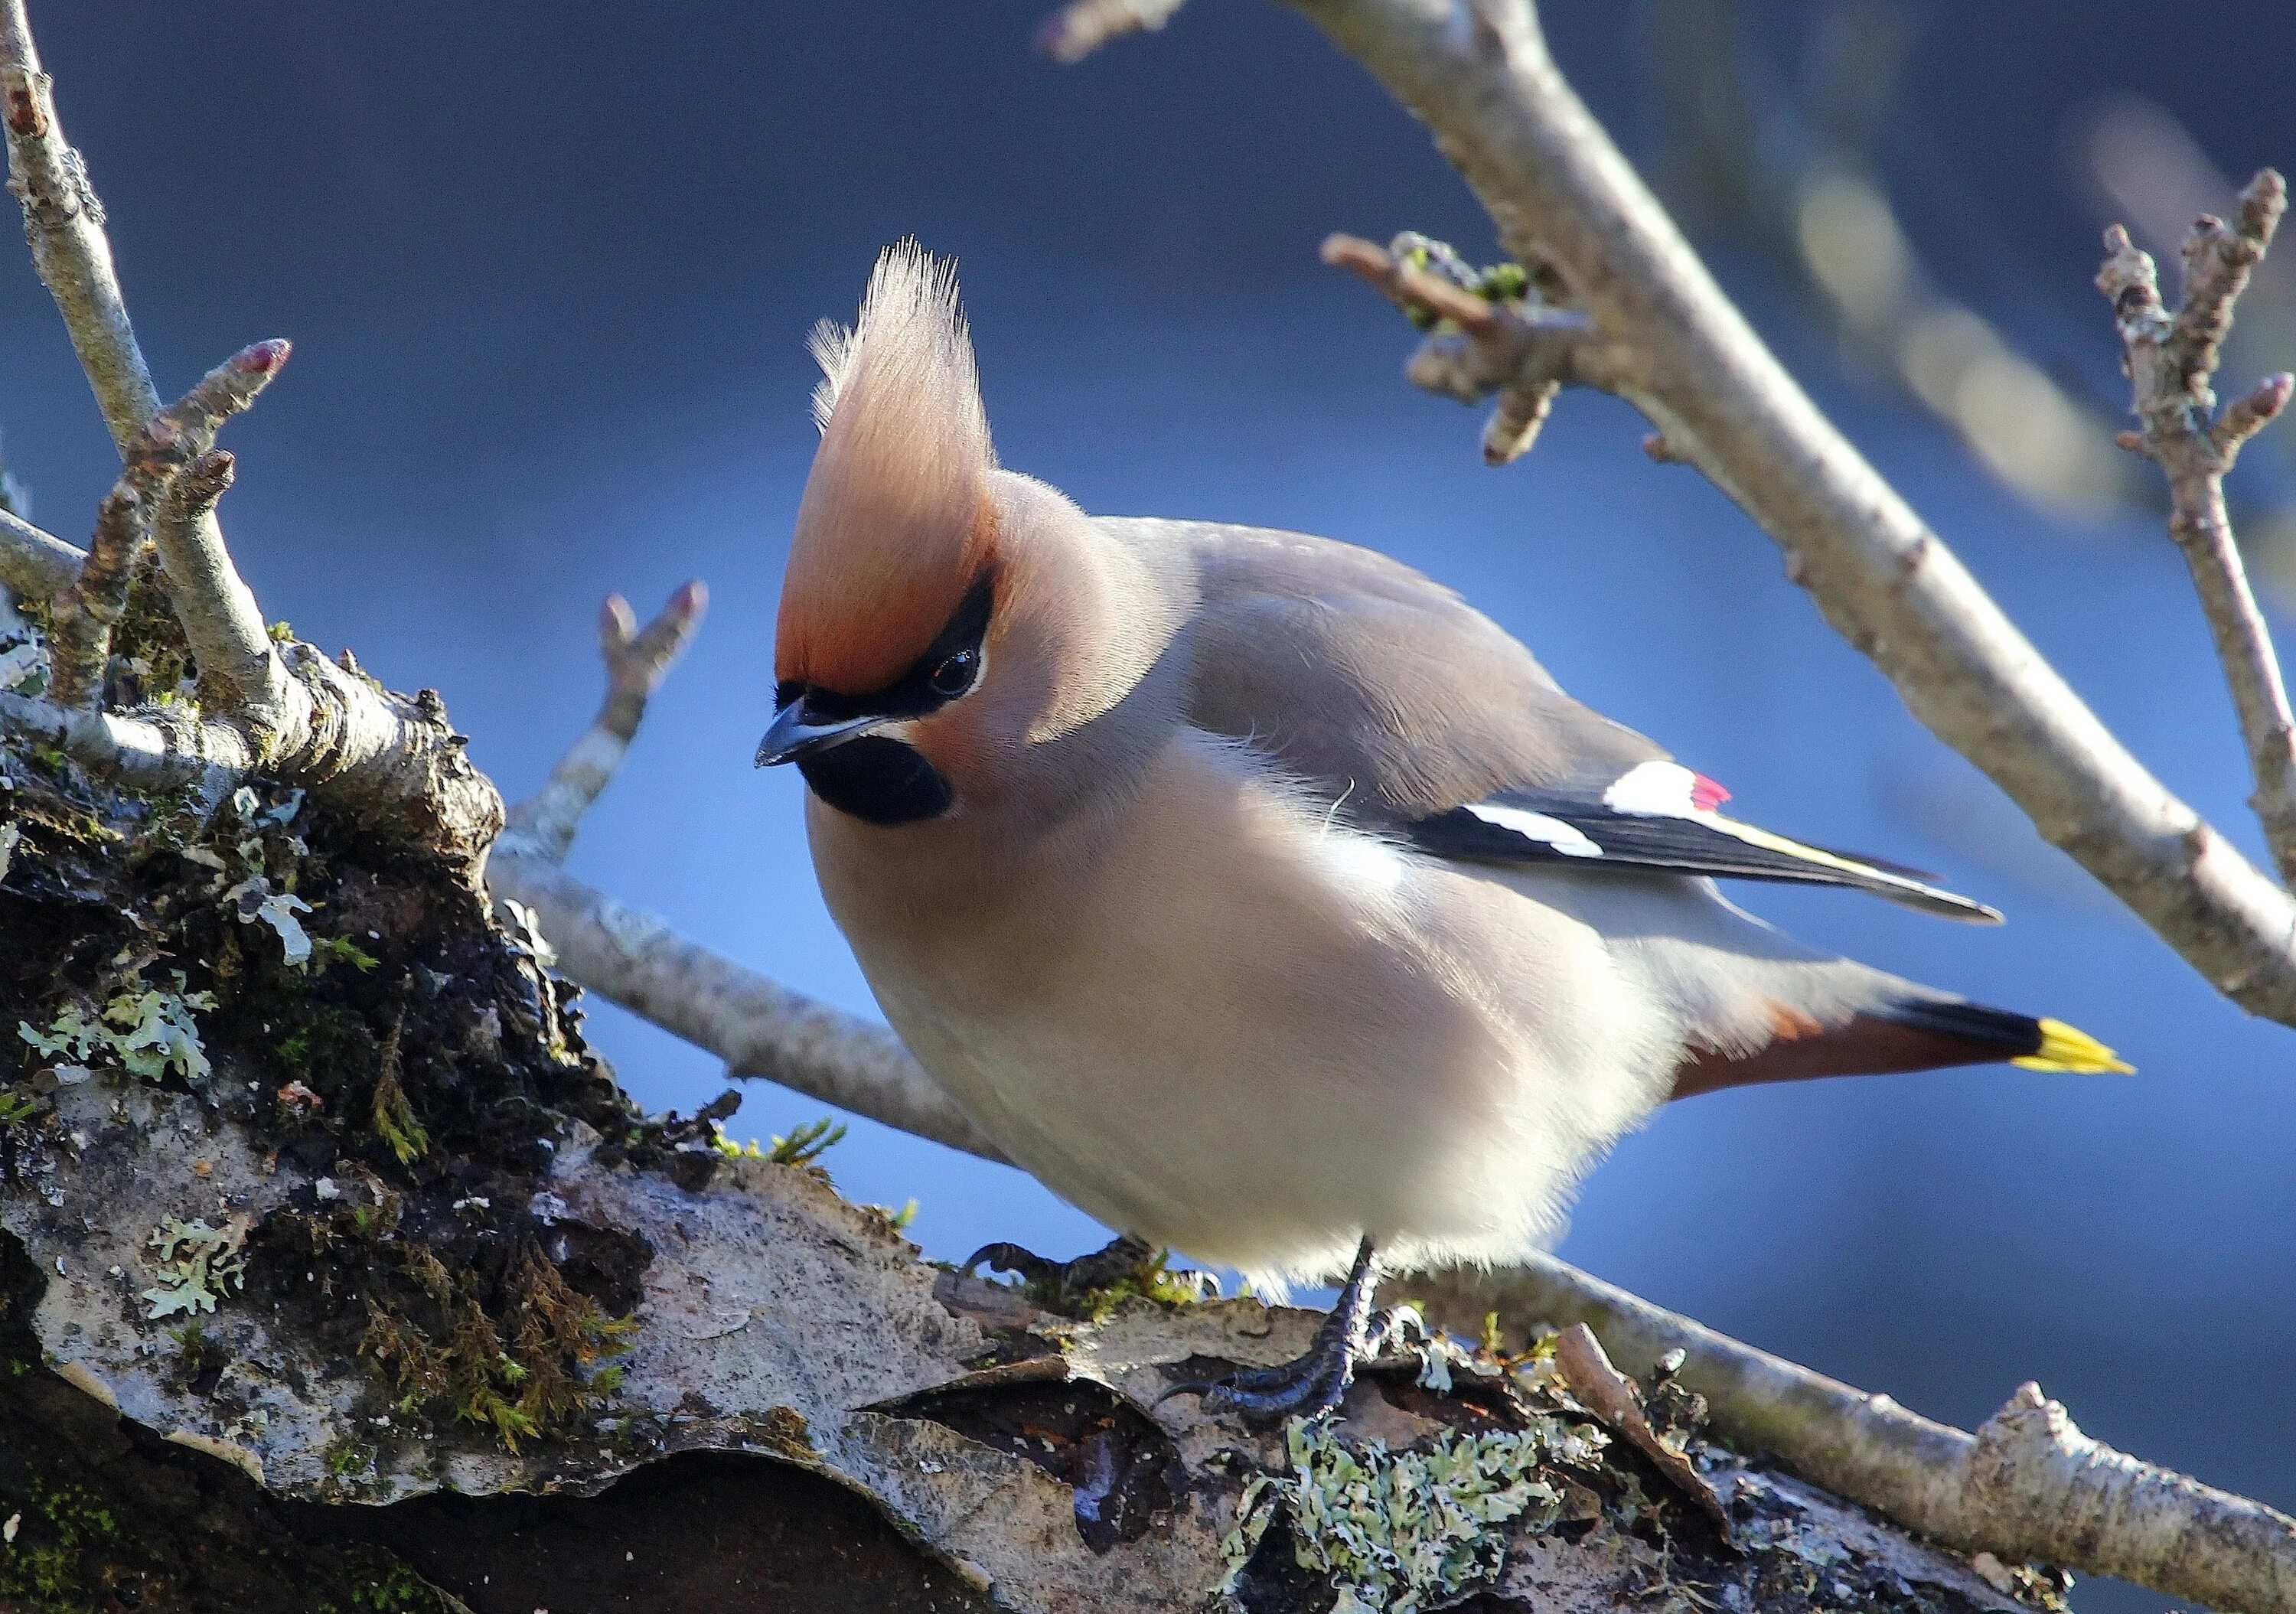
[
  {"left": 142, "top": 1214, "right": 251, "bottom": 1319},
  {"left": 1221, "top": 1411, "right": 1609, "bottom": 1613},
  {"left": 18, "top": 972, "right": 217, "bottom": 1086},
  {"left": 227, "top": 875, "right": 315, "bottom": 967},
  {"left": 0, "top": 631, "right": 45, "bottom": 694}
]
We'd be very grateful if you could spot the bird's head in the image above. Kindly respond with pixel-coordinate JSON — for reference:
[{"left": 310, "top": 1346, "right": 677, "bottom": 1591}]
[
  {"left": 762, "top": 243, "right": 1189, "bottom": 831},
  {"left": 758, "top": 240, "right": 1016, "bottom": 832}
]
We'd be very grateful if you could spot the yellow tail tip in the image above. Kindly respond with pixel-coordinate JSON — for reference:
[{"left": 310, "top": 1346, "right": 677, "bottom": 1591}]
[{"left": 2012, "top": 1017, "right": 2135, "bottom": 1075}]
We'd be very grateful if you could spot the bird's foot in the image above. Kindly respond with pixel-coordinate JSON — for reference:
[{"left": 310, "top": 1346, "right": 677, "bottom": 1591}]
[
  {"left": 1163, "top": 1237, "right": 1417, "bottom": 1425},
  {"left": 963, "top": 1233, "right": 1205, "bottom": 1314}
]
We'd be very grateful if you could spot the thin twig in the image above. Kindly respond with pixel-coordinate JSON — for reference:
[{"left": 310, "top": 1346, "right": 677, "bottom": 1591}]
[
  {"left": 501, "top": 583, "right": 706, "bottom": 865},
  {"left": 0, "top": 0, "right": 497, "bottom": 853},
  {"left": 2099, "top": 171, "right": 2296, "bottom": 888},
  {"left": 41, "top": 465, "right": 153, "bottom": 711},
  {"left": 1034, "top": 0, "right": 1189, "bottom": 63},
  {"left": 1286, "top": 0, "right": 2296, "bottom": 1026},
  {"left": 489, "top": 587, "right": 1006, "bottom": 1161},
  {"left": 0, "top": 0, "right": 157, "bottom": 448},
  {"left": 0, "top": 2, "right": 295, "bottom": 735},
  {"left": 44, "top": 341, "right": 282, "bottom": 712},
  {"left": 133, "top": 341, "right": 293, "bottom": 722},
  {"left": 1423, "top": 1257, "right": 2296, "bottom": 1614}
]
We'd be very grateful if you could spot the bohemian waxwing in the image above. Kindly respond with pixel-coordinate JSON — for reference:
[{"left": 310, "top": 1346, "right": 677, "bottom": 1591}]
[{"left": 757, "top": 243, "right": 2128, "bottom": 1418}]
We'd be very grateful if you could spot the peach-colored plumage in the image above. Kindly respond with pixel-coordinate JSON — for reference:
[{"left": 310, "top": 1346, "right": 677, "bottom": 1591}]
[{"left": 778, "top": 241, "right": 999, "bottom": 696}]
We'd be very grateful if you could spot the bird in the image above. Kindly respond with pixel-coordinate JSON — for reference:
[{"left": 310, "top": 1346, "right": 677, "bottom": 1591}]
[{"left": 755, "top": 243, "right": 2129, "bottom": 1419}]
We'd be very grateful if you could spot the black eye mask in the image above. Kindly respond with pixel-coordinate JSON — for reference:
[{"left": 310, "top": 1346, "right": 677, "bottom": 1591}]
[{"left": 776, "top": 573, "right": 994, "bottom": 825}]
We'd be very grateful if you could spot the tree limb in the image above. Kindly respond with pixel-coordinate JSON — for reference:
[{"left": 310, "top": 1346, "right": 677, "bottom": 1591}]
[
  {"left": 1283, "top": 0, "right": 2296, "bottom": 1028},
  {"left": 1418, "top": 1256, "right": 2296, "bottom": 1614},
  {"left": 2098, "top": 173, "right": 2296, "bottom": 888},
  {"left": 502, "top": 583, "right": 707, "bottom": 866},
  {"left": 488, "top": 587, "right": 1008, "bottom": 1162},
  {"left": 0, "top": 504, "right": 81, "bottom": 603}
]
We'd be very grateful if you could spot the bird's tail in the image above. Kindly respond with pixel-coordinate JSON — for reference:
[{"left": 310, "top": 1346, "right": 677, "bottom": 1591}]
[
  {"left": 1670, "top": 991, "right": 2131, "bottom": 1100},
  {"left": 1866, "top": 996, "right": 2133, "bottom": 1074}
]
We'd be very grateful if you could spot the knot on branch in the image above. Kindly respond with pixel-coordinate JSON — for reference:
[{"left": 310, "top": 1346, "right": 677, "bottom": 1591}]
[
  {"left": 1322, "top": 230, "right": 1599, "bottom": 465},
  {"left": 278, "top": 642, "right": 504, "bottom": 869}
]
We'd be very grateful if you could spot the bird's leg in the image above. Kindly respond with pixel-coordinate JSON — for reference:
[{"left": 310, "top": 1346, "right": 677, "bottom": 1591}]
[
  {"left": 963, "top": 1232, "right": 1161, "bottom": 1311},
  {"left": 1169, "top": 1237, "right": 1392, "bottom": 1423}
]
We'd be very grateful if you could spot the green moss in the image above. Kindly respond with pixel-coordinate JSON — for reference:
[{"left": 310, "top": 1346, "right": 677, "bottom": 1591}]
[
  {"left": 311, "top": 935, "right": 380, "bottom": 973},
  {"left": 0, "top": 1479, "right": 119, "bottom": 1612},
  {"left": 350, "top": 1563, "right": 447, "bottom": 1611},
  {"left": 368, "top": 1036, "right": 429, "bottom": 1167},
  {"left": 357, "top": 1236, "right": 634, "bottom": 1452},
  {"left": 106, "top": 566, "right": 194, "bottom": 706}
]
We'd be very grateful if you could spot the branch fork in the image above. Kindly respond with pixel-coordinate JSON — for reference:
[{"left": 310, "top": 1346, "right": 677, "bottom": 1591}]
[{"left": 2100, "top": 169, "right": 2296, "bottom": 888}]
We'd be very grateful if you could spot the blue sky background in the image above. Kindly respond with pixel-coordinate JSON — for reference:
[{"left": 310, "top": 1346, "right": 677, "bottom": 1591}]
[{"left": 6, "top": 5, "right": 2294, "bottom": 1600}]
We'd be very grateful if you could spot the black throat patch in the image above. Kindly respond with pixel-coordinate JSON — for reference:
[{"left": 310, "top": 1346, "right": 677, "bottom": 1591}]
[{"left": 795, "top": 736, "right": 954, "bottom": 826}]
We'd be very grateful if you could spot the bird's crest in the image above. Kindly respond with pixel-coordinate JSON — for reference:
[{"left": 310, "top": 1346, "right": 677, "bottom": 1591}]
[{"left": 779, "top": 241, "right": 998, "bottom": 695}]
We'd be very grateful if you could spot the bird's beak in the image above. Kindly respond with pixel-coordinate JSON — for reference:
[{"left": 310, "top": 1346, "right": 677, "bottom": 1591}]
[{"left": 755, "top": 697, "right": 886, "bottom": 767}]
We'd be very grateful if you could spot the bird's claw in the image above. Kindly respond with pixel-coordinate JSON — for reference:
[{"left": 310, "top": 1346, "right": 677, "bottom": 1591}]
[
  {"left": 1159, "top": 1237, "right": 1400, "bottom": 1426},
  {"left": 961, "top": 1233, "right": 1159, "bottom": 1312}
]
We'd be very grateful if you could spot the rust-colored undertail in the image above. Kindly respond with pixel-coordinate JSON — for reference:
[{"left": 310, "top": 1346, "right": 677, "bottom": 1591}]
[{"left": 1670, "top": 998, "right": 2131, "bottom": 1101}]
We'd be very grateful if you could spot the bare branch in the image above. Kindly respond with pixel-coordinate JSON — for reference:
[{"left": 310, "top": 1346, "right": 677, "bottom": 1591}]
[
  {"left": 2171, "top": 175, "right": 2285, "bottom": 396},
  {"left": 0, "top": 504, "right": 83, "bottom": 602},
  {"left": 502, "top": 582, "right": 706, "bottom": 864},
  {"left": 1285, "top": 0, "right": 2296, "bottom": 1026},
  {"left": 2099, "top": 175, "right": 2296, "bottom": 887},
  {"left": 1, "top": 2, "right": 299, "bottom": 737},
  {"left": 135, "top": 341, "right": 296, "bottom": 723},
  {"left": 0, "top": 686, "right": 243, "bottom": 794},
  {"left": 491, "top": 586, "right": 1006, "bottom": 1160},
  {"left": 0, "top": 1, "right": 496, "bottom": 853},
  {"left": 1034, "top": 0, "right": 1189, "bottom": 62},
  {"left": 0, "top": 0, "right": 158, "bottom": 447},
  {"left": 41, "top": 456, "right": 155, "bottom": 710},
  {"left": 1423, "top": 1257, "right": 2296, "bottom": 1614},
  {"left": 2216, "top": 370, "right": 2293, "bottom": 457}
]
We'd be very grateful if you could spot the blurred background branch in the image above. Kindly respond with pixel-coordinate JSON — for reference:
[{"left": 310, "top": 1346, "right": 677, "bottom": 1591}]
[{"left": 1644, "top": 0, "right": 2296, "bottom": 602}]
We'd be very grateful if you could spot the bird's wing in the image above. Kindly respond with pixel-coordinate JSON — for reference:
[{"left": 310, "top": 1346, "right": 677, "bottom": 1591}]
[
  {"left": 1405, "top": 763, "right": 2000, "bottom": 922},
  {"left": 1110, "top": 516, "right": 1998, "bottom": 924}
]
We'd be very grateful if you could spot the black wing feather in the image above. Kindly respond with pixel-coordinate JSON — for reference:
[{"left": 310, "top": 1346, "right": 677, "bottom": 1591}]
[{"left": 1407, "top": 790, "right": 2001, "bottom": 924}]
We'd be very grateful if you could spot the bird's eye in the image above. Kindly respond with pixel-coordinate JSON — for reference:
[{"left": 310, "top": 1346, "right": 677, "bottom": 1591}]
[{"left": 928, "top": 648, "right": 979, "bottom": 698}]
